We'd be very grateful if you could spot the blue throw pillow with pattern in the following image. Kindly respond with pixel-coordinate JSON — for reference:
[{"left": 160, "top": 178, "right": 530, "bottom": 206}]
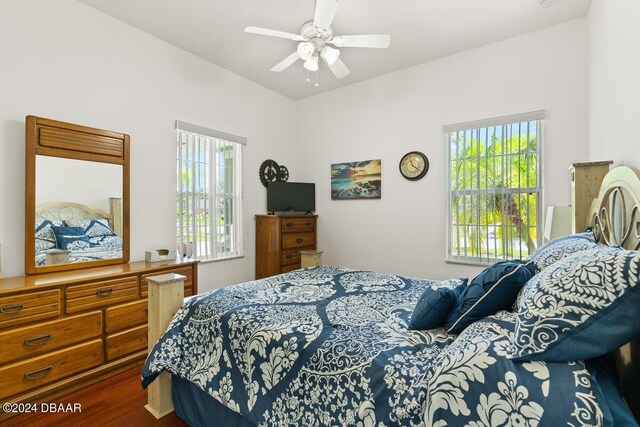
[
  {"left": 409, "top": 279, "right": 467, "bottom": 330},
  {"left": 51, "top": 226, "right": 92, "bottom": 251},
  {"left": 447, "top": 260, "right": 536, "bottom": 335},
  {"left": 66, "top": 218, "right": 116, "bottom": 237},
  {"left": 35, "top": 219, "right": 64, "bottom": 252},
  {"left": 510, "top": 245, "right": 640, "bottom": 362}
]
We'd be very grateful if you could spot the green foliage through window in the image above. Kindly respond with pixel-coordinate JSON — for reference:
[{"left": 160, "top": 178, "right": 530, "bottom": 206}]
[{"left": 447, "top": 119, "right": 542, "bottom": 263}]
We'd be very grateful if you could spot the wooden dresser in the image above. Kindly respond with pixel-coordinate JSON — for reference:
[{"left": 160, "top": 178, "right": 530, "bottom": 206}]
[
  {"left": 255, "top": 215, "right": 317, "bottom": 279},
  {"left": 0, "top": 259, "right": 197, "bottom": 420}
]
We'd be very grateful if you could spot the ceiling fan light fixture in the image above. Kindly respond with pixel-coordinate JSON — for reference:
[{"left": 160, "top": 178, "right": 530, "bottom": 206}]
[
  {"left": 320, "top": 45, "right": 340, "bottom": 65},
  {"left": 297, "top": 42, "right": 315, "bottom": 60},
  {"left": 303, "top": 54, "right": 319, "bottom": 72}
]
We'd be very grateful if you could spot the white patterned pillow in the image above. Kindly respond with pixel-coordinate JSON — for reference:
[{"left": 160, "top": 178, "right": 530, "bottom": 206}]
[
  {"left": 35, "top": 220, "right": 64, "bottom": 252},
  {"left": 525, "top": 231, "right": 598, "bottom": 271},
  {"left": 509, "top": 245, "right": 640, "bottom": 362}
]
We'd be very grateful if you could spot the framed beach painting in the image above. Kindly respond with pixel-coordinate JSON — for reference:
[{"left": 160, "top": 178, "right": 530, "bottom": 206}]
[{"left": 331, "top": 159, "right": 382, "bottom": 200}]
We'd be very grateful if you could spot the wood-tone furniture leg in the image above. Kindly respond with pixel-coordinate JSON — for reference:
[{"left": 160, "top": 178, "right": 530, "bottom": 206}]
[
  {"left": 110, "top": 198, "right": 123, "bottom": 237},
  {"left": 570, "top": 161, "right": 613, "bottom": 233},
  {"left": 145, "top": 273, "right": 185, "bottom": 419},
  {"left": 300, "top": 250, "right": 323, "bottom": 268}
]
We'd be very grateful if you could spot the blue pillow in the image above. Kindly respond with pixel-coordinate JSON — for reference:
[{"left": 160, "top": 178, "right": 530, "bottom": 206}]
[
  {"left": 447, "top": 260, "right": 536, "bottom": 335},
  {"left": 409, "top": 279, "right": 467, "bottom": 330},
  {"left": 66, "top": 219, "right": 117, "bottom": 237},
  {"left": 510, "top": 246, "right": 640, "bottom": 362},
  {"left": 526, "top": 231, "right": 598, "bottom": 271},
  {"left": 51, "top": 226, "right": 91, "bottom": 250}
]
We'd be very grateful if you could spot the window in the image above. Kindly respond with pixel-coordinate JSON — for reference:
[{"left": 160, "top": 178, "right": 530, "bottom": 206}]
[
  {"left": 445, "top": 111, "right": 544, "bottom": 265},
  {"left": 176, "top": 121, "right": 244, "bottom": 261}
]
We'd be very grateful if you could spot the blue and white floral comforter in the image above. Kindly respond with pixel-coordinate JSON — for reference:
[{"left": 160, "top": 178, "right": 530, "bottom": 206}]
[
  {"left": 142, "top": 266, "right": 607, "bottom": 426},
  {"left": 35, "top": 235, "right": 123, "bottom": 266}
]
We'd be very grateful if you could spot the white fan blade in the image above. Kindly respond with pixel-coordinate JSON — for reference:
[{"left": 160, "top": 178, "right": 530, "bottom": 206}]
[
  {"left": 245, "top": 26, "right": 305, "bottom": 41},
  {"left": 271, "top": 52, "right": 300, "bottom": 72},
  {"left": 326, "top": 57, "right": 350, "bottom": 79},
  {"left": 313, "top": 0, "right": 339, "bottom": 30},
  {"left": 330, "top": 34, "right": 391, "bottom": 48}
]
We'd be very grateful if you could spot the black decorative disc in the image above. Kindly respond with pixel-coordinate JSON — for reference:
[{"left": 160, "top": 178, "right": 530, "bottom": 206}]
[
  {"left": 278, "top": 165, "right": 289, "bottom": 182},
  {"left": 260, "top": 159, "right": 280, "bottom": 187}
]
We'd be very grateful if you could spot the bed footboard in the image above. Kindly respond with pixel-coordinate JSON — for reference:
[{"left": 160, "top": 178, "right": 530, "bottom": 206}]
[{"left": 145, "top": 273, "right": 185, "bottom": 419}]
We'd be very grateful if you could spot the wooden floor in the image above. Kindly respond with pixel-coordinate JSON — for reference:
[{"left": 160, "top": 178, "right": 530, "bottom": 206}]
[{"left": 3, "top": 367, "right": 187, "bottom": 427}]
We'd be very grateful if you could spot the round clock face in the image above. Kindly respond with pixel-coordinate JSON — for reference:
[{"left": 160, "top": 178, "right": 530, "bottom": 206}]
[{"left": 399, "top": 151, "right": 429, "bottom": 180}]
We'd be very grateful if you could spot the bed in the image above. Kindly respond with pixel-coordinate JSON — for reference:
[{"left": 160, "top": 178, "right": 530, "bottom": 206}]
[
  {"left": 142, "top": 165, "right": 640, "bottom": 426},
  {"left": 35, "top": 200, "right": 123, "bottom": 266}
]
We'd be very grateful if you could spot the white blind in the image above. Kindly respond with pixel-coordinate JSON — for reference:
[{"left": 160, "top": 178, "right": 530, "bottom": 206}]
[
  {"left": 446, "top": 112, "right": 543, "bottom": 265},
  {"left": 177, "top": 125, "right": 243, "bottom": 261}
]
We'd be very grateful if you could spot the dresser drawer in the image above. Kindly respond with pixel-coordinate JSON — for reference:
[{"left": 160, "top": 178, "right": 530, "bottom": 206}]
[
  {"left": 141, "top": 266, "right": 193, "bottom": 298},
  {"left": 0, "top": 339, "right": 103, "bottom": 400},
  {"left": 65, "top": 277, "right": 138, "bottom": 314},
  {"left": 281, "top": 249, "right": 301, "bottom": 266},
  {"left": 0, "top": 311, "right": 102, "bottom": 365},
  {"left": 280, "top": 218, "right": 315, "bottom": 234},
  {"left": 105, "top": 299, "right": 148, "bottom": 333},
  {"left": 281, "top": 233, "right": 315, "bottom": 250},
  {"left": 281, "top": 263, "right": 301, "bottom": 273},
  {"left": 0, "top": 290, "right": 60, "bottom": 330},
  {"left": 106, "top": 325, "right": 147, "bottom": 361}
]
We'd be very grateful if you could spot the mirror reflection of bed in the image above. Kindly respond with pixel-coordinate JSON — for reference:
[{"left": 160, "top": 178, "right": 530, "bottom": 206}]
[
  {"left": 34, "top": 156, "right": 123, "bottom": 267},
  {"left": 34, "top": 201, "right": 123, "bottom": 266}
]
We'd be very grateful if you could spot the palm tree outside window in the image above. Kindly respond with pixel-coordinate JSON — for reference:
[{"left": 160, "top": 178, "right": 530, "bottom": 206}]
[{"left": 445, "top": 111, "right": 545, "bottom": 265}]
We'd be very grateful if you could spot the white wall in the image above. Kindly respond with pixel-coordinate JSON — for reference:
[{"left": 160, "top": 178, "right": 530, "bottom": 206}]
[
  {"left": 296, "top": 19, "right": 589, "bottom": 280},
  {"left": 0, "top": 0, "right": 298, "bottom": 290},
  {"left": 587, "top": 0, "right": 640, "bottom": 163}
]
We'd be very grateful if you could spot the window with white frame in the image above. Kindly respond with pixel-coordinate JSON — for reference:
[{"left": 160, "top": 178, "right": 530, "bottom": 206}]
[
  {"left": 176, "top": 121, "right": 244, "bottom": 261},
  {"left": 445, "top": 111, "right": 544, "bottom": 265}
]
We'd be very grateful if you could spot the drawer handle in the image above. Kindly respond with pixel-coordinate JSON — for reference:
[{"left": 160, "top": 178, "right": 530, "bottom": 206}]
[
  {"left": 0, "top": 303, "right": 24, "bottom": 314},
  {"left": 96, "top": 287, "right": 114, "bottom": 296},
  {"left": 25, "top": 333, "right": 54, "bottom": 347},
  {"left": 25, "top": 365, "right": 53, "bottom": 381},
  {"left": 296, "top": 238, "right": 303, "bottom": 243},
  {"left": 286, "top": 254, "right": 293, "bottom": 259},
  {"left": 286, "top": 223, "right": 293, "bottom": 227}
]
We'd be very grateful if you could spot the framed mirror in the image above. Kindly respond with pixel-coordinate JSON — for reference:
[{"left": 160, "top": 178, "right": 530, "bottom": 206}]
[{"left": 25, "top": 116, "right": 130, "bottom": 274}]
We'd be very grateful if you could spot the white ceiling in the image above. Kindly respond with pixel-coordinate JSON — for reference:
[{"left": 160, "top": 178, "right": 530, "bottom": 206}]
[{"left": 77, "top": 0, "right": 591, "bottom": 100}]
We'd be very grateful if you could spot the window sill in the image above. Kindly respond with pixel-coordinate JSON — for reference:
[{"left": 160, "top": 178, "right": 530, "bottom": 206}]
[
  {"left": 445, "top": 258, "right": 496, "bottom": 267},
  {"left": 191, "top": 254, "right": 245, "bottom": 264}
]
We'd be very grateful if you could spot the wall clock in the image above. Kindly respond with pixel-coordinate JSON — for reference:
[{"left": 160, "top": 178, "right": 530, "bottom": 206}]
[{"left": 399, "top": 151, "right": 429, "bottom": 180}]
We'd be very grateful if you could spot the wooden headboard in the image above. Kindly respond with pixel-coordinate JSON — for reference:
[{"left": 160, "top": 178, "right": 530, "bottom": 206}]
[
  {"left": 573, "top": 163, "right": 640, "bottom": 419},
  {"left": 35, "top": 198, "right": 123, "bottom": 236}
]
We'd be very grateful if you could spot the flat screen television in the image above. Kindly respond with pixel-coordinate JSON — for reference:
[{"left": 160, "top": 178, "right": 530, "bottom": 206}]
[{"left": 267, "top": 182, "right": 315, "bottom": 213}]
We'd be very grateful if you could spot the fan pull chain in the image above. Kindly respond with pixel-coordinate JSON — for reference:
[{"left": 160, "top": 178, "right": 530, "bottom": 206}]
[
  {"left": 306, "top": 69, "right": 310, "bottom": 83},
  {"left": 314, "top": 71, "right": 319, "bottom": 87}
]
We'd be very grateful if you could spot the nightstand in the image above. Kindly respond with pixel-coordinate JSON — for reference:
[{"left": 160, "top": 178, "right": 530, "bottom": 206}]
[
  {"left": 300, "top": 250, "right": 323, "bottom": 268},
  {"left": 45, "top": 249, "right": 70, "bottom": 265}
]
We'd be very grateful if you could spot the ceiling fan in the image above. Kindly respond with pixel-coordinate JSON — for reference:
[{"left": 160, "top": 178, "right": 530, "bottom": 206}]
[{"left": 245, "top": 0, "right": 390, "bottom": 80}]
